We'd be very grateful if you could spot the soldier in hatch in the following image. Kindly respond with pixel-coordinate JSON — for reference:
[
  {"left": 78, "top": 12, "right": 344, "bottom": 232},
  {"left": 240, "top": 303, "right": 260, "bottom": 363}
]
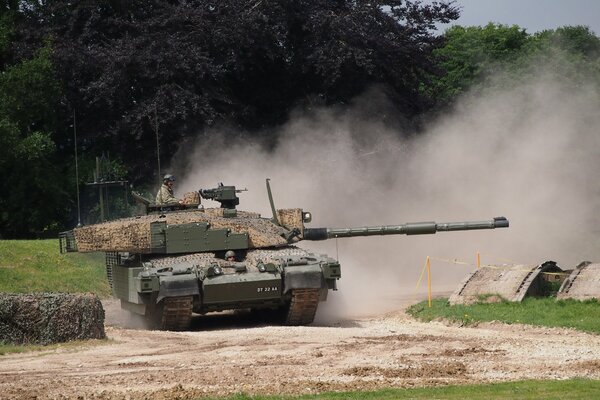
[
  {"left": 155, "top": 174, "right": 183, "bottom": 205},
  {"left": 225, "top": 250, "right": 237, "bottom": 262}
]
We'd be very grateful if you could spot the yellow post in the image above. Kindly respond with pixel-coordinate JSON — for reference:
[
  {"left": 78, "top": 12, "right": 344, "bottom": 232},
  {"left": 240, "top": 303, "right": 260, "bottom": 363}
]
[
  {"left": 426, "top": 256, "right": 432, "bottom": 308},
  {"left": 477, "top": 251, "right": 481, "bottom": 269},
  {"left": 413, "top": 257, "right": 429, "bottom": 304}
]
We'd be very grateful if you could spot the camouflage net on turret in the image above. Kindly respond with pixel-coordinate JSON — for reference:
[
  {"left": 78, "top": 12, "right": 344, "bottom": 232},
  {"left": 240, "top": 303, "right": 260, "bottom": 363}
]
[
  {"left": 0, "top": 293, "right": 105, "bottom": 345},
  {"left": 149, "top": 246, "right": 311, "bottom": 273},
  {"left": 73, "top": 209, "right": 302, "bottom": 252},
  {"left": 182, "top": 191, "right": 200, "bottom": 205},
  {"left": 277, "top": 208, "right": 305, "bottom": 236}
]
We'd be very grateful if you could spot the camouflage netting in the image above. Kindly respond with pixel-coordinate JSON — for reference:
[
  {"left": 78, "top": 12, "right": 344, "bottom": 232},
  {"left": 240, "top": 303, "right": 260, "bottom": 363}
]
[
  {"left": 182, "top": 191, "right": 200, "bottom": 205},
  {"left": 150, "top": 246, "right": 310, "bottom": 273},
  {"left": 245, "top": 246, "right": 310, "bottom": 267},
  {"left": 0, "top": 293, "right": 105, "bottom": 345},
  {"left": 73, "top": 208, "right": 302, "bottom": 252},
  {"left": 150, "top": 252, "right": 219, "bottom": 268},
  {"left": 277, "top": 208, "right": 305, "bottom": 236}
]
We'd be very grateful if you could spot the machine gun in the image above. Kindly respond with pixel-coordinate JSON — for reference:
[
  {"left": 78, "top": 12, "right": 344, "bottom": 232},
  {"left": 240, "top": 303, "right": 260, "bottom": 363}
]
[{"left": 199, "top": 183, "right": 247, "bottom": 209}]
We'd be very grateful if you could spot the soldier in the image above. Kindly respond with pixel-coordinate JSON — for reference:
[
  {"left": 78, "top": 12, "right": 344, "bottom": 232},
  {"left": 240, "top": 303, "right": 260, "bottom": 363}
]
[
  {"left": 225, "top": 250, "right": 236, "bottom": 262},
  {"left": 155, "top": 174, "right": 182, "bottom": 205}
]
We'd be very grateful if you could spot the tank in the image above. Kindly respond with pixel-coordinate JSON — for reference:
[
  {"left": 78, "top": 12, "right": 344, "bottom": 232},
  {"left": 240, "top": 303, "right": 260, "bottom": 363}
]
[{"left": 59, "top": 180, "right": 509, "bottom": 330}]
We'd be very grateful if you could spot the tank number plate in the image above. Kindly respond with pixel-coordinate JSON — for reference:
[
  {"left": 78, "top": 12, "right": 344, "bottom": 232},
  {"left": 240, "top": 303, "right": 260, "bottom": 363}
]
[{"left": 257, "top": 286, "right": 279, "bottom": 293}]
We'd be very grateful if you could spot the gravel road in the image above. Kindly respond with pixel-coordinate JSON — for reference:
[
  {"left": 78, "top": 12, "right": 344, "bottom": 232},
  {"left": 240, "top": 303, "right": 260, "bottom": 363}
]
[{"left": 1, "top": 300, "right": 600, "bottom": 399}]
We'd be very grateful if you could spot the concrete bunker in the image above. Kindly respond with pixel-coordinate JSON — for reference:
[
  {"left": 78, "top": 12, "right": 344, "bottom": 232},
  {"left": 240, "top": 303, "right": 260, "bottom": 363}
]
[
  {"left": 449, "top": 261, "right": 566, "bottom": 305},
  {"left": 557, "top": 261, "right": 600, "bottom": 301}
]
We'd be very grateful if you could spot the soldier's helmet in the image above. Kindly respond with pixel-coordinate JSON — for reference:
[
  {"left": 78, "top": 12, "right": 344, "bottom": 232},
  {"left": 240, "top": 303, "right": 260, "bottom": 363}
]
[
  {"left": 163, "top": 174, "right": 175, "bottom": 182},
  {"left": 225, "top": 250, "right": 236, "bottom": 259}
]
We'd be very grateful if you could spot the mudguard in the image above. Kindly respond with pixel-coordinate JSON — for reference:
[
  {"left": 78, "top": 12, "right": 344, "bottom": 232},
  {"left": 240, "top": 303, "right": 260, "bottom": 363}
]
[
  {"left": 157, "top": 275, "right": 200, "bottom": 302},
  {"left": 283, "top": 264, "right": 325, "bottom": 293}
]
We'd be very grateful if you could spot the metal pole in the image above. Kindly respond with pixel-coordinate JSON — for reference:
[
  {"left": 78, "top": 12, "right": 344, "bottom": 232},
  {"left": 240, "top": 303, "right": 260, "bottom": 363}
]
[
  {"left": 427, "top": 256, "right": 432, "bottom": 308},
  {"left": 155, "top": 103, "right": 161, "bottom": 188},
  {"left": 73, "top": 111, "right": 82, "bottom": 227},
  {"left": 97, "top": 157, "right": 104, "bottom": 221},
  {"left": 124, "top": 182, "right": 129, "bottom": 215},
  {"left": 265, "top": 178, "right": 280, "bottom": 225},
  {"left": 105, "top": 181, "right": 110, "bottom": 220}
]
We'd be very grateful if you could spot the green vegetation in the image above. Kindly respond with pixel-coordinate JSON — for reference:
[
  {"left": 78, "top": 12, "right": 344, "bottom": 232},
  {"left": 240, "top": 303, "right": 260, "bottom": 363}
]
[
  {"left": 0, "top": 0, "right": 460, "bottom": 237},
  {"left": 407, "top": 297, "right": 600, "bottom": 334},
  {"left": 0, "top": 240, "right": 110, "bottom": 296},
  {"left": 1, "top": 3, "right": 599, "bottom": 241},
  {"left": 206, "top": 379, "right": 600, "bottom": 399},
  {"left": 427, "top": 24, "right": 600, "bottom": 101},
  {"left": 0, "top": 342, "right": 46, "bottom": 355},
  {"left": 0, "top": 38, "right": 66, "bottom": 238}
]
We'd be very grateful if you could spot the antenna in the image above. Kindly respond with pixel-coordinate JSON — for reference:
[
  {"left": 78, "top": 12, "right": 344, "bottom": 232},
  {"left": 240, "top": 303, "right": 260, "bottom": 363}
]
[
  {"left": 155, "top": 103, "right": 161, "bottom": 188},
  {"left": 266, "top": 178, "right": 280, "bottom": 226},
  {"left": 73, "top": 110, "right": 82, "bottom": 227}
]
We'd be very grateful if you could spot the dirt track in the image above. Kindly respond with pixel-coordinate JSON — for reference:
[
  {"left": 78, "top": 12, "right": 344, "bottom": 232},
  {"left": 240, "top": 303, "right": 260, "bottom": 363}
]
[{"left": 2, "top": 300, "right": 600, "bottom": 399}]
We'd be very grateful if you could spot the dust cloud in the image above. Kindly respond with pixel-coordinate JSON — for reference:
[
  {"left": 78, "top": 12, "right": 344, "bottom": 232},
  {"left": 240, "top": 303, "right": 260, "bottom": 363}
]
[{"left": 173, "top": 74, "right": 600, "bottom": 322}]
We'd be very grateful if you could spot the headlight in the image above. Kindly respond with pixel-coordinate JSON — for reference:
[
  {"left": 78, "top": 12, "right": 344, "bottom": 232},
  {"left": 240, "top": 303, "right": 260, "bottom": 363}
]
[
  {"left": 302, "top": 211, "right": 312, "bottom": 223},
  {"left": 207, "top": 265, "right": 223, "bottom": 276}
]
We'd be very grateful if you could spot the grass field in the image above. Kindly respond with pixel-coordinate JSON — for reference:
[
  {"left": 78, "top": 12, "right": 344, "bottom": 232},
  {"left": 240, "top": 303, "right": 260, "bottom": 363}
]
[
  {"left": 209, "top": 379, "right": 600, "bottom": 399},
  {"left": 0, "top": 239, "right": 110, "bottom": 296},
  {"left": 407, "top": 296, "right": 600, "bottom": 334},
  {"left": 0, "top": 239, "right": 110, "bottom": 353}
]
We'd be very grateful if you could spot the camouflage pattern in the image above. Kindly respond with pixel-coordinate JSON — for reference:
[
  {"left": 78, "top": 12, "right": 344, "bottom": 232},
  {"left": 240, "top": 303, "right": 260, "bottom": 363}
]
[
  {"left": 0, "top": 293, "right": 105, "bottom": 344},
  {"left": 277, "top": 208, "right": 305, "bottom": 236},
  {"left": 182, "top": 191, "right": 200, "bottom": 205},
  {"left": 72, "top": 208, "right": 302, "bottom": 252}
]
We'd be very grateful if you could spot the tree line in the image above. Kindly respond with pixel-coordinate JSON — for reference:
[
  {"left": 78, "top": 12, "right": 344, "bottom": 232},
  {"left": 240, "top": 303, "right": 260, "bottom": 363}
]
[{"left": 0, "top": 1, "right": 598, "bottom": 238}]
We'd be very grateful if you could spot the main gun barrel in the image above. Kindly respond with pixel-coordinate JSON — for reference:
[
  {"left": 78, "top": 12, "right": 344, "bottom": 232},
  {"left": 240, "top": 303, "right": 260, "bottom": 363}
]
[{"left": 303, "top": 216, "right": 509, "bottom": 241}]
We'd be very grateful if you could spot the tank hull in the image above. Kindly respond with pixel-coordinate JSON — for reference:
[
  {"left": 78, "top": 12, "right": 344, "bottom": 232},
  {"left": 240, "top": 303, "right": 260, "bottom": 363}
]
[{"left": 107, "top": 247, "right": 340, "bottom": 330}]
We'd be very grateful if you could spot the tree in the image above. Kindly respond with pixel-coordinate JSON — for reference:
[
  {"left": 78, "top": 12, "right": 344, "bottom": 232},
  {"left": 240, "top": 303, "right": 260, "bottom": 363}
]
[
  {"left": 0, "top": 0, "right": 461, "bottom": 237},
  {"left": 519, "top": 26, "right": 600, "bottom": 88},
  {"left": 13, "top": 0, "right": 459, "bottom": 182},
  {"left": 426, "top": 23, "right": 600, "bottom": 103},
  {"left": 0, "top": 43, "right": 65, "bottom": 237},
  {"left": 425, "top": 23, "right": 528, "bottom": 101}
]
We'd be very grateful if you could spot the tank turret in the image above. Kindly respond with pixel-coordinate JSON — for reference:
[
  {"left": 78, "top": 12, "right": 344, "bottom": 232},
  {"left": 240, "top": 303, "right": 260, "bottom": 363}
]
[{"left": 59, "top": 180, "right": 509, "bottom": 331}]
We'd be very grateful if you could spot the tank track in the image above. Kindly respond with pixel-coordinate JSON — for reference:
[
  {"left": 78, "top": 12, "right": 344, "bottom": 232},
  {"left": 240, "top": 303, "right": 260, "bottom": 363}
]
[
  {"left": 284, "top": 288, "right": 319, "bottom": 325},
  {"left": 159, "top": 296, "right": 193, "bottom": 331}
]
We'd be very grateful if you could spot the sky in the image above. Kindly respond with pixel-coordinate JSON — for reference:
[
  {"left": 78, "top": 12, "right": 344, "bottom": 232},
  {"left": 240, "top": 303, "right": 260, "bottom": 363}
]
[{"left": 436, "top": 0, "right": 600, "bottom": 34}]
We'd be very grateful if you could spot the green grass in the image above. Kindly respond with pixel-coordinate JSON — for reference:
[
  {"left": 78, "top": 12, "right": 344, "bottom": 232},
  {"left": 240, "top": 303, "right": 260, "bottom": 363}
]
[
  {"left": 206, "top": 379, "right": 600, "bottom": 399},
  {"left": 407, "top": 296, "right": 600, "bottom": 334},
  {"left": 0, "top": 342, "right": 49, "bottom": 355},
  {"left": 0, "top": 239, "right": 110, "bottom": 296}
]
